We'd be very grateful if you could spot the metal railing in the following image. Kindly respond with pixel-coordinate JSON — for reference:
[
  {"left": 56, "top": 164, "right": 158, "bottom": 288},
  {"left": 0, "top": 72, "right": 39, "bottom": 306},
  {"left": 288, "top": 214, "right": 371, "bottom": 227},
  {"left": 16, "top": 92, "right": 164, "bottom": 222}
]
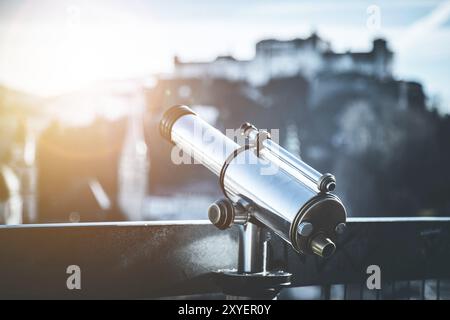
[
  {"left": 279, "top": 279, "right": 450, "bottom": 300},
  {"left": 0, "top": 217, "right": 449, "bottom": 299}
]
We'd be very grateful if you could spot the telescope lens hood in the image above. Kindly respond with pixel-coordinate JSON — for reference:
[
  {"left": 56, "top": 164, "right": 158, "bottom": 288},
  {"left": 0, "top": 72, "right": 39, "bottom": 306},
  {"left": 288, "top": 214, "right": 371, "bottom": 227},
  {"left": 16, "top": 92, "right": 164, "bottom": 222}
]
[{"left": 160, "top": 105, "right": 196, "bottom": 143}]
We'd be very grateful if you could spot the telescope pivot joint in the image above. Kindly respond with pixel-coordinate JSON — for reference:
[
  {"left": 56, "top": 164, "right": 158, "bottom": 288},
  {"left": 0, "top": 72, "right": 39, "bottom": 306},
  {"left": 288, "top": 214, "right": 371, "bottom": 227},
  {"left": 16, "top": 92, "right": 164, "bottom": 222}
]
[{"left": 208, "top": 198, "right": 251, "bottom": 230}]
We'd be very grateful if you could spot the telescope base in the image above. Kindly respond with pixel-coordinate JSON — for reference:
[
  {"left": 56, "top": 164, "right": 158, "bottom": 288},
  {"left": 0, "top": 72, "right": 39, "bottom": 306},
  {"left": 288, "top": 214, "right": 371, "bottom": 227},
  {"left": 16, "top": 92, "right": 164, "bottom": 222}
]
[{"left": 214, "top": 269, "right": 291, "bottom": 300}]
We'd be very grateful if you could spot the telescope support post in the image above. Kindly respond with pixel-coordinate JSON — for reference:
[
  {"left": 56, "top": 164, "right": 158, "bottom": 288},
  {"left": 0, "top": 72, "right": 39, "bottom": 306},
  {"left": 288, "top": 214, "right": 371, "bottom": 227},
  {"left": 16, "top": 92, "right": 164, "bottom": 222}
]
[
  {"left": 238, "top": 223, "right": 267, "bottom": 274},
  {"left": 217, "top": 222, "right": 291, "bottom": 300}
]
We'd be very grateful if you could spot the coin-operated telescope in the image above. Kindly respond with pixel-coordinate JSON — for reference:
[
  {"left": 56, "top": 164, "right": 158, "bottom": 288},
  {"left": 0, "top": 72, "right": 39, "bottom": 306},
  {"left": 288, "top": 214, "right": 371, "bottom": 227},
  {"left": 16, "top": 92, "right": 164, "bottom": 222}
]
[{"left": 160, "top": 105, "right": 347, "bottom": 298}]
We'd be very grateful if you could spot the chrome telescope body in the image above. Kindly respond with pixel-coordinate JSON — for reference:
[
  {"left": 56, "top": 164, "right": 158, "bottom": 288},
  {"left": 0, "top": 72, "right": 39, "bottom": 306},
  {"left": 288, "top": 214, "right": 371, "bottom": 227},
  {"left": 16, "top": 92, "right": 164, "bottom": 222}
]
[{"left": 160, "top": 105, "right": 346, "bottom": 258}]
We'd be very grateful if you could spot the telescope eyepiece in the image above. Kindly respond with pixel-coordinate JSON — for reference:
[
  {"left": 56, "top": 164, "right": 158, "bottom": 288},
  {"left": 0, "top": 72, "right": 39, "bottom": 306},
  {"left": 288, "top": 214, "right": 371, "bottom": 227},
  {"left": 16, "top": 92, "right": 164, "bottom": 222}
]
[
  {"left": 310, "top": 234, "right": 336, "bottom": 258},
  {"left": 160, "top": 105, "right": 196, "bottom": 143}
]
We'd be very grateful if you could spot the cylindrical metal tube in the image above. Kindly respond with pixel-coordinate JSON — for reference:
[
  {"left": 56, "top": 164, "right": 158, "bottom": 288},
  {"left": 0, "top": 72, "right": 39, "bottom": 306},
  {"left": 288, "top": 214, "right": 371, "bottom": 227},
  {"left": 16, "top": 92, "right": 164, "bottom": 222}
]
[
  {"left": 242, "top": 124, "right": 336, "bottom": 193},
  {"left": 160, "top": 105, "right": 346, "bottom": 255},
  {"left": 167, "top": 107, "right": 237, "bottom": 175}
]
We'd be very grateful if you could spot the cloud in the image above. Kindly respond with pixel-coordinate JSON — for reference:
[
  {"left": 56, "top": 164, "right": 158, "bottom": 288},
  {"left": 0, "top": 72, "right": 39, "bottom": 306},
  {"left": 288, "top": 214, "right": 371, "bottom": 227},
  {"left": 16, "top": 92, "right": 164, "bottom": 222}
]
[{"left": 396, "top": 0, "right": 450, "bottom": 52}]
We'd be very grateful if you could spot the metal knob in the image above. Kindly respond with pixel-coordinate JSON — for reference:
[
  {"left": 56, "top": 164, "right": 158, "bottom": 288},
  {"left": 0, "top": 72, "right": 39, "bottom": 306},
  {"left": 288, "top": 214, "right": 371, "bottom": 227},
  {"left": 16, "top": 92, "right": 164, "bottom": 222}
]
[
  {"left": 310, "top": 234, "right": 336, "bottom": 258},
  {"left": 208, "top": 198, "right": 235, "bottom": 230},
  {"left": 297, "top": 222, "right": 314, "bottom": 237},
  {"left": 335, "top": 222, "right": 347, "bottom": 235}
]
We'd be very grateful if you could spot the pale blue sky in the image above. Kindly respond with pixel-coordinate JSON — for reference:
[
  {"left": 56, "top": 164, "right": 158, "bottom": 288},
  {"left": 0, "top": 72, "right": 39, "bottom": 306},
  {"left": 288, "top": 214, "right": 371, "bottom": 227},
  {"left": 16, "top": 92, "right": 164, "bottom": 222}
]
[{"left": 0, "top": 0, "right": 449, "bottom": 113}]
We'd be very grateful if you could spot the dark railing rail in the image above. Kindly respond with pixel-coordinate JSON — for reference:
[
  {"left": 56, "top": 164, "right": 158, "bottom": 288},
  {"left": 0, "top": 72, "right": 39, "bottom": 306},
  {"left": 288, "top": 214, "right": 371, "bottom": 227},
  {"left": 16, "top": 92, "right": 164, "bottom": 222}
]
[{"left": 0, "top": 218, "right": 449, "bottom": 299}]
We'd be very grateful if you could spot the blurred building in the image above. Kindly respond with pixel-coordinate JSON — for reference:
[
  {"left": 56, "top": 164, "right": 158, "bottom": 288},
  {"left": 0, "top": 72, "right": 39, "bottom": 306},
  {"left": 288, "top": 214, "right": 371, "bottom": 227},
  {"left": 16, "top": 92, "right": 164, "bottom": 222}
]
[
  {"left": 118, "top": 94, "right": 150, "bottom": 221},
  {"left": 0, "top": 165, "right": 22, "bottom": 224},
  {"left": 35, "top": 81, "right": 149, "bottom": 223},
  {"left": 173, "top": 34, "right": 393, "bottom": 85},
  {"left": 0, "top": 117, "right": 38, "bottom": 224},
  {"left": 10, "top": 118, "right": 38, "bottom": 223}
]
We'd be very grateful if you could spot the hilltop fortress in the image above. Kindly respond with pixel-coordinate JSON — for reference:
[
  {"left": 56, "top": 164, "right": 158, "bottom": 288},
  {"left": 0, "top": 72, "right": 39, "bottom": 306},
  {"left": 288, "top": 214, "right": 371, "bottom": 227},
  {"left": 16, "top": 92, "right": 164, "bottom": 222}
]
[{"left": 173, "top": 33, "right": 393, "bottom": 85}]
